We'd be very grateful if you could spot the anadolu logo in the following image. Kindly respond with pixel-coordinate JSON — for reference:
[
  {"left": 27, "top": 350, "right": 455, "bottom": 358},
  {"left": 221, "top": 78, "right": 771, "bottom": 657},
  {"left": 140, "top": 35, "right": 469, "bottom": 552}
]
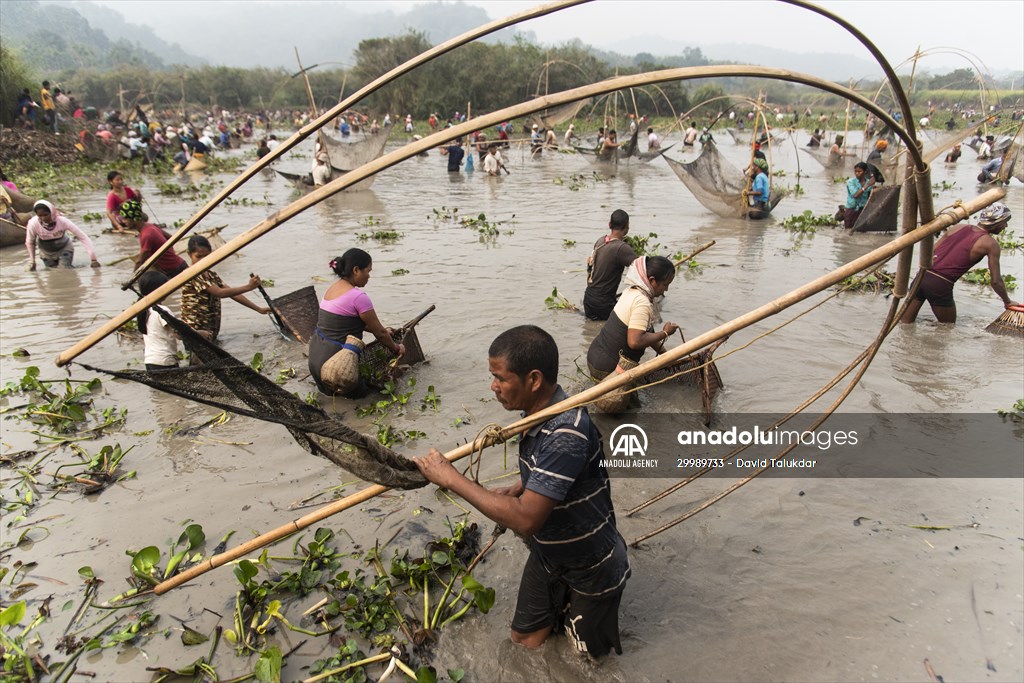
[{"left": 609, "top": 423, "right": 648, "bottom": 458}]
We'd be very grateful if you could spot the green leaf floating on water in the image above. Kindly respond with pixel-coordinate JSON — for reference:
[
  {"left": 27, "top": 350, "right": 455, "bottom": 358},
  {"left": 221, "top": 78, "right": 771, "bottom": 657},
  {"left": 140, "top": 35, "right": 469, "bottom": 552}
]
[
  {"left": 462, "top": 574, "right": 496, "bottom": 614},
  {"left": 234, "top": 558, "right": 258, "bottom": 586},
  {"left": 131, "top": 546, "right": 162, "bottom": 584},
  {"left": 255, "top": 645, "right": 283, "bottom": 683},
  {"left": 165, "top": 523, "right": 206, "bottom": 578},
  {"left": 0, "top": 601, "right": 26, "bottom": 627},
  {"left": 181, "top": 625, "right": 209, "bottom": 646}
]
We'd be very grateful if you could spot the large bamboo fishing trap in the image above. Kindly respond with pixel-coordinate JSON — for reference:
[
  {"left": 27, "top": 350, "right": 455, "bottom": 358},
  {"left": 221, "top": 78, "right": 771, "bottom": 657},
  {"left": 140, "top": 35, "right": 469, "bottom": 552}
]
[{"left": 51, "top": 0, "right": 1010, "bottom": 595}]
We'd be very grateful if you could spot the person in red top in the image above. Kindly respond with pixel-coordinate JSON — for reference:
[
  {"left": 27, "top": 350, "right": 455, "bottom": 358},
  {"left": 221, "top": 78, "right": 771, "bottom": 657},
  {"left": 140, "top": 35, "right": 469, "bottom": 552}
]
[
  {"left": 105, "top": 170, "right": 141, "bottom": 232},
  {"left": 901, "top": 202, "right": 1019, "bottom": 324},
  {"left": 120, "top": 199, "right": 187, "bottom": 277}
]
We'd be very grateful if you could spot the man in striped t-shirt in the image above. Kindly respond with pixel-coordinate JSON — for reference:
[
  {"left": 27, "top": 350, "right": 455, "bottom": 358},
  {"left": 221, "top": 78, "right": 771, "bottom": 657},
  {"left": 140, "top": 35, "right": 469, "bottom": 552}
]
[{"left": 415, "top": 325, "right": 630, "bottom": 657}]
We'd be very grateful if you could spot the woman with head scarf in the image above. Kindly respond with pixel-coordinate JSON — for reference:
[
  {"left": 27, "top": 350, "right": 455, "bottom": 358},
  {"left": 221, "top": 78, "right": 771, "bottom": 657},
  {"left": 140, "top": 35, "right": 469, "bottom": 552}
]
[
  {"left": 587, "top": 255, "right": 679, "bottom": 380},
  {"left": 24, "top": 200, "right": 99, "bottom": 271},
  {"left": 119, "top": 199, "right": 188, "bottom": 277}
]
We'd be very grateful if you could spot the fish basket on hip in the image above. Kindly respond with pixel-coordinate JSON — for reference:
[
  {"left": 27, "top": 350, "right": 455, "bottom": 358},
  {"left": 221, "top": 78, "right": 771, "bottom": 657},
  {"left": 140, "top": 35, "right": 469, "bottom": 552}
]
[
  {"left": 592, "top": 354, "right": 639, "bottom": 414},
  {"left": 321, "top": 336, "right": 365, "bottom": 394}
]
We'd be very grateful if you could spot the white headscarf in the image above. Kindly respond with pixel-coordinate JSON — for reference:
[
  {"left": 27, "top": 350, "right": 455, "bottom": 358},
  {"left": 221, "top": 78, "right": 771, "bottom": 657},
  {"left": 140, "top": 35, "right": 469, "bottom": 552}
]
[{"left": 622, "top": 256, "right": 654, "bottom": 300}]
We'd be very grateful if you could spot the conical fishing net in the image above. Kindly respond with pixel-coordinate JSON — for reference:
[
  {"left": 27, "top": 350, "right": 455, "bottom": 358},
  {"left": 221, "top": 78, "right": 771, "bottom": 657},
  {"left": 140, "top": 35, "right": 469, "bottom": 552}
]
[
  {"left": 663, "top": 143, "right": 787, "bottom": 217},
  {"left": 852, "top": 184, "right": 901, "bottom": 233},
  {"left": 321, "top": 132, "right": 389, "bottom": 172},
  {"left": 77, "top": 308, "right": 426, "bottom": 490}
]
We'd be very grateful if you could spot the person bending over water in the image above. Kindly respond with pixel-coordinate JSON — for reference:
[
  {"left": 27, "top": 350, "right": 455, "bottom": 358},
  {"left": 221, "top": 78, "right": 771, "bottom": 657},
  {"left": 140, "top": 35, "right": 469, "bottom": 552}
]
[{"left": 307, "top": 248, "right": 405, "bottom": 398}]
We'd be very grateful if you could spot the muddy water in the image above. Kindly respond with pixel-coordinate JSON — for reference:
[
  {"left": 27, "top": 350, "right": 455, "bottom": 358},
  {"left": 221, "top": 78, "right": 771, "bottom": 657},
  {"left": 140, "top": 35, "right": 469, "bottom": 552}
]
[{"left": 1, "top": 132, "right": 1022, "bottom": 682}]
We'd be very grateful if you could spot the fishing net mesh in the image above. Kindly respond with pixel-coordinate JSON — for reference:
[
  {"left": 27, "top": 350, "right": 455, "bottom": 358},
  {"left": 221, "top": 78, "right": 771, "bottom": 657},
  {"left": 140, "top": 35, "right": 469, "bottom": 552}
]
[
  {"left": 322, "top": 132, "right": 389, "bottom": 171},
  {"left": 77, "top": 309, "right": 426, "bottom": 490},
  {"left": 852, "top": 184, "right": 901, "bottom": 233},
  {"left": 664, "top": 143, "right": 787, "bottom": 217}
]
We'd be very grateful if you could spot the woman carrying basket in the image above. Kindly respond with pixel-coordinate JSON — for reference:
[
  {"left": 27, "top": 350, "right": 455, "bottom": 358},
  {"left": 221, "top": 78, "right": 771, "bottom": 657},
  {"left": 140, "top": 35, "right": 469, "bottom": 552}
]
[
  {"left": 308, "top": 248, "right": 405, "bottom": 398},
  {"left": 586, "top": 256, "right": 679, "bottom": 400}
]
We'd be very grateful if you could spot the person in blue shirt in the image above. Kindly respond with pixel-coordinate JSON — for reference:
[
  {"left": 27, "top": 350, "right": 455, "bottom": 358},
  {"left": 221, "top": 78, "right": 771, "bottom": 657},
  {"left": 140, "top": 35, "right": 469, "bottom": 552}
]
[
  {"left": 977, "top": 157, "right": 1003, "bottom": 184},
  {"left": 414, "top": 325, "right": 629, "bottom": 658},
  {"left": 844, "top": 162, "right": 876, "bottom": 229},
  {"left": 444, "top": 138, "right": 465, "bottom": 172},
  {"left": 745, "top": 157, "right": 771, "bottom": 218}
]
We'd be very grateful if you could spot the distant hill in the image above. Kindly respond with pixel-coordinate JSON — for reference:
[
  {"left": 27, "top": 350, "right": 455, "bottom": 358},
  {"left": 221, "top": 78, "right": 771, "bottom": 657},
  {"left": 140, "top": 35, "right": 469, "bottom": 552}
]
[
  {"left": 102, "top": 0, "right": 527, "bottom": 68},
  {"left": 54, "top": 0, "right": 205, "bottom": 67},
  {"left": 0, "top": 0, "right": 201, "bottom": 73},
  {"left": 606, "top": 35, "right": 883, "bottom": 82}
]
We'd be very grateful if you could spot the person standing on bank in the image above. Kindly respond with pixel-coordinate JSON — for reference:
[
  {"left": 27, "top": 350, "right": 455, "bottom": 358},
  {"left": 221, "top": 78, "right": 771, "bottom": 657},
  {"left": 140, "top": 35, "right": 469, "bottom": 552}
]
[
  {"left": 414, "top": 325, "right": 630, "bottom": 658},
  {"left": 307, "top": 248, "right": 405, "bottom": 398},
  {"left": 583, "top": 209, "right": 638, "bottom": 321},
  {"left": 25, "top": 200, "right": 100, "bottom": 270},
  {"left": 901, "top": 202, "right": 1018, "bottom": 324}
]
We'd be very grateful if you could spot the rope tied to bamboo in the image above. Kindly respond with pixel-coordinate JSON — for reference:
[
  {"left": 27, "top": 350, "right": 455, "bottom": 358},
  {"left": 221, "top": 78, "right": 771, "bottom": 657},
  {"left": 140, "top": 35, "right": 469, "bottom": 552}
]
[{"left": 463, "top": 423, "right": 506, "bottom": 484}]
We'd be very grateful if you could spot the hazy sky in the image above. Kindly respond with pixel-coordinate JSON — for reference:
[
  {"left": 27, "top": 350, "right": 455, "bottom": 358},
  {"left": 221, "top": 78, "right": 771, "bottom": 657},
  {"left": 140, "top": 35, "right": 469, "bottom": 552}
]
[{"left": 91, "top": 0, "right": 1024, "bottom": 73}]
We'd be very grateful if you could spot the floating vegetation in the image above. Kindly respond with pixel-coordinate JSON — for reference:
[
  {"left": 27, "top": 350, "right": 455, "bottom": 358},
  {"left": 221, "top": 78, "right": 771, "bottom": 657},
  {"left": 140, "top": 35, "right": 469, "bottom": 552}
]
[
  {"left": 624, "top": 232, "right": 662, "bottom": 256},
  {"left": 544, "top": 287, "right": 578, "bottom": 311},
  {"left": 392, "top": 268, "right": 410, "bottom": 276},
  {"left": 997, "top": 399, "right": 1024, "bottom": 422},
  {"left": 356, "top": 378, "right": 429, "bottom": 447},
  {"left": 832, "top": 176, "right": 849, "bottom": 184},
  {"left": 80, "top": 211, "right": 104, "bottom": 222},
  {"left": 223, "top": 194, "right": 272, "bottom": 207},
  {"left": 4, "top": 158, "right": 108, "bottom": 198},
  {"left": 356, "top": 230, "right": 402, "bottom": 241},
  {"left": 430, "top": 206, "right": 458, "bottom": 221},
  {"left": 997, "top": 229, "right": 1023, "bottom": 251},
  {"left": 459, "top": 212, "right": 513, "bottom": 237},
  {"left": 782, "top": 210, "right": 837, "bottom": 233},
  {"left": 562, "top": 239, "right": 576, "bottom": 248},
  {"left": 50, "top": 443, "right": 137, "bottom": 495},
  {"left": 361, "top": 215, "right": 385, "bottom": 227},
  {"left": 837, "top": 269, "right": 896, "bottom": 293},
  {"left": 964, "top": 269, "right": 1017, "bottom": 291},
  {"left": 552, "top": 171, "right": 607, "bottom": 191},
  {"left": 932, "top": 180, "right": 957, "bottom": 192},
  {"left": 155, "top": 181, "right": 216, "bottom": 201}
]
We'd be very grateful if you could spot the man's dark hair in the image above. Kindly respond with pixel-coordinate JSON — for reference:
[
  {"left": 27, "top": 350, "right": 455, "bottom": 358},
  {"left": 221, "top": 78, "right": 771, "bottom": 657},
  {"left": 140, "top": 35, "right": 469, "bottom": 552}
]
[
  {"left": 489, "top": 325, "right": 558, "bottom": 384},
  {"left": 609, "top": 209, "right": 629, "bottom": 231}
]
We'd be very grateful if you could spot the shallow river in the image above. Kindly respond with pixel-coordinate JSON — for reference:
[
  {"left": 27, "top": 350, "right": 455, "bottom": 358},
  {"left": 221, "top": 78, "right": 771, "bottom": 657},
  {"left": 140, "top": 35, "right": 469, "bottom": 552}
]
[{"left": 1, "top": 130, "right": 1022, "bottom": 682}]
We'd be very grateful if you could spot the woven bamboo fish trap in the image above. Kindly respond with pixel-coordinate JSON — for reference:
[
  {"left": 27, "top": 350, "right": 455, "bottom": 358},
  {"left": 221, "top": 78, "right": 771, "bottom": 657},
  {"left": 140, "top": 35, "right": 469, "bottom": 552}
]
[
  {"left": 360, "top": 306, "right": 434, "bottom": 389},
  {"left": 592, "top": 337, "right": 727, "bottom": 425},
  {"left": 263, "top": 286, "right": 320, "bottom": 343}
]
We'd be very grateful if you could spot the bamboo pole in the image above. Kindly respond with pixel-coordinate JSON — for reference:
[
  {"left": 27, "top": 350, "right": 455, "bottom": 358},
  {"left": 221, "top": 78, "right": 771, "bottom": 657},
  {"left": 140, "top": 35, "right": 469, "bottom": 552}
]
[
  {"left": 294, "top": 48, "right": 330, "bottom": 168},
  {"left": 58, "top": 64, "right": 927, "bottom": 367},
  {"left": 673, "top": 240, "right": 715, "bottom": 268},
  {"left": 123, "top": 0, "right": 592, "bottom": 289},
  {"left": 152, "top": 187, "right": 1005, "bottom": 595}
]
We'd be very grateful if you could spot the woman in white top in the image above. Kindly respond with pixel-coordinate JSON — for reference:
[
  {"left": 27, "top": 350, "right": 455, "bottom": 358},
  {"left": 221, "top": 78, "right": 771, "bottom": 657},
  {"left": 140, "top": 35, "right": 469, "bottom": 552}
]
[
  {"left": 587, "top": 256, "right": 679, "bottom": 379},
  {"left": 137, "top": 270, "right": 180, "bottom": 371}
]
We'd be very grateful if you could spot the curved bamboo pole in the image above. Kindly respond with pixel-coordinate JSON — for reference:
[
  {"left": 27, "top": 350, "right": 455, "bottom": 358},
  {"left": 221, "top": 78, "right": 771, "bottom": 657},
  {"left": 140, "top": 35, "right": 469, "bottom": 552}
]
[
  {"left": 57, "top": 64, "right": 926, "bottom": 367},
  {"left": 779, "top": 0, "right": 919, "bottom": 154},
  {"left": 153, "top": 187, "right": 1005, "bottom": 595},
  {"left": 123, "top": 0, "right": 591, "bottom": 289}
]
